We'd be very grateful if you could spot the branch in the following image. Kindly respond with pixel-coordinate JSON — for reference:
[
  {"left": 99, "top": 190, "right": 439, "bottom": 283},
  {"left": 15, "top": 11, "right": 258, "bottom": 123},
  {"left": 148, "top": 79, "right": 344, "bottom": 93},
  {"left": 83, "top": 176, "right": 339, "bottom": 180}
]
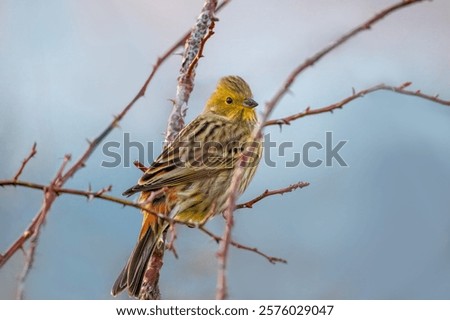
[
  {"left": 142, "top": 0, "right": 219, "bottom": 300},
  {"left": 0, "top": 180, "right": 118, "bottom": 206},
  {"left": 166, "top": 223, "right": 179, "bottom": 259},
  {"left": 15, "top": 189, "right": 55, "bottom": 299},
  {"left": 263, "top": 0, "right": 428, "bottom": 125},
  {"left": 165, "top": 0, "right": 219, "bottom": 143},
  {"left": 265, "top": 82, "right": 450, "bottom": 127},
  {"left": 0, "top": 178, "right": 295, "bottom": 270},
  {"left": 133, "top": 160, "right": 148, "bottom": 173},
  {"left": 199, "top": 226, "right": 287, "bottom": 264},
  {"left": 216, "top": 162, "right": 240, "bottom": 299},
  {"left": 185, "top": 19, "right": 216, "bottom": 80},
  {"left": 217, "top": 0, "right": 429, "bottom": 300},
  {"left": 217, "top": 181, "right": 311, "bottom": 287},
  {"left": 13, "top": 143, "right": 37, "bottom": 181},
  {"left": 1, "top": 179, "right": 310, "bottom": 222},
  {"left": 236, "top": 181, "right": 310, "bottom": 209},
  {"left": 0, "top": 182, "right": 177, "bottom": 272}
]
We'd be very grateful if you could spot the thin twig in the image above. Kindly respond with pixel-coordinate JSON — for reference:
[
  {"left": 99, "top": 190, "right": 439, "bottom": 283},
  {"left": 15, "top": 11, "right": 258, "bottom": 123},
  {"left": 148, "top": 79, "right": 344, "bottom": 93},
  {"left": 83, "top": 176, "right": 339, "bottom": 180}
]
[
  {"left": 216, "top": 169, "right": 239, "bottom": 299},
  {"left": 199, "top": 226, "right": 287, "bottom": 264},
  {"left": 236, "top": 181, "right": 310, "bottom": 209},
  {"left": 0, "top": 183, "right": 173, "bottom": 270},
  {"left": 166, "top": 224, "right": 179, "bottom": 259},
  {"left": 0, "top": 181, "right": 162, "bottom": 217},
  {"left": 133, "top": 160, "right": 148, "bottom": 172},
  {"left": 263, "top": 0, "right": 428, "bottom": 117},
  {"left": 13, "top": 143, "right": 37, "bottom": 182},
  {"left": 15, "top": 153, "right": 72, "bottom": 298},
  {"left": 1, "top": 178, "right": 300, "bottom": 269},
  {"left": 16, "top": 183, "right": 57, "bottom": 299},
  {"left": 265, "top": 82, "right": 450, "bottom": 127}
]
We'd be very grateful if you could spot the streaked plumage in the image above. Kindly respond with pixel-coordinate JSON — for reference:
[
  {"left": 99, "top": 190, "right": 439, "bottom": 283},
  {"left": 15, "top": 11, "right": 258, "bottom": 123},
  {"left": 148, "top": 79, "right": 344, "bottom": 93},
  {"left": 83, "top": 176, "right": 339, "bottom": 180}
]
[{"left": 112, "top": 76, "right": 262, "bottom": 298}]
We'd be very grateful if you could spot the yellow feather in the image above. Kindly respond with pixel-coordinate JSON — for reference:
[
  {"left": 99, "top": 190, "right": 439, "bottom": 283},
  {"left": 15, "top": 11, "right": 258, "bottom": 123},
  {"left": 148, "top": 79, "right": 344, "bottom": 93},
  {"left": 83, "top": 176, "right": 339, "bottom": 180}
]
[{"left": 205, "top": 75, "right": 258, "bottom": 123}]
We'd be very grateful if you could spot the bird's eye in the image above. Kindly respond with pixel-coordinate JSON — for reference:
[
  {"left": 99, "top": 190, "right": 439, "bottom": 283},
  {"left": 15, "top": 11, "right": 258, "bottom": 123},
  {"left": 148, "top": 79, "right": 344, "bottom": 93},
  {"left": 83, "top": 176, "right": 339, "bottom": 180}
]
[{"left": 226, "top": 97, "right": 233, "bottom": 104}]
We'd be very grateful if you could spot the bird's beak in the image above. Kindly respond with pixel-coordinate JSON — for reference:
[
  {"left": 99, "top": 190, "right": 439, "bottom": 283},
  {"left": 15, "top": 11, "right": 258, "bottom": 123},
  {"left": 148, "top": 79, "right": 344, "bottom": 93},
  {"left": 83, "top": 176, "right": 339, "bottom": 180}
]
[{"left": 243, "top": 98, "right": 258, "bottom": 108}]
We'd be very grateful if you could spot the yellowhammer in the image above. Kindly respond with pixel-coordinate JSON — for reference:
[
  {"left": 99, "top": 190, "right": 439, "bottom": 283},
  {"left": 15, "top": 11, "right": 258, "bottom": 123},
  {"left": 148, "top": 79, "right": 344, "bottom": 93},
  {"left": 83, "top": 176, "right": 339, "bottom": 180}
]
[{"left": 112, "top": 75, "right": 262, "bottom": 298}]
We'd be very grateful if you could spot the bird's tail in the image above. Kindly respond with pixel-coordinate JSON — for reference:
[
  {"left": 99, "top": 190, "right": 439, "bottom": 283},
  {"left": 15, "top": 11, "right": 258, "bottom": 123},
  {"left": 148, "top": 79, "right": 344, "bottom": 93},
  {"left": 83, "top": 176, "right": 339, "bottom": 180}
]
[{"left": 111, "top": 225, "right": 160, "bottom": 298}]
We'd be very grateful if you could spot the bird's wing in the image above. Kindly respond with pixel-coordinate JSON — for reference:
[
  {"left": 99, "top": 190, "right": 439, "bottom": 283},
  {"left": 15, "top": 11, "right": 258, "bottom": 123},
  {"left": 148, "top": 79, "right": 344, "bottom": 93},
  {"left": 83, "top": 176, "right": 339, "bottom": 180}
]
[{"left": 123, "top": 115, "right": 247, "bottom": 196}]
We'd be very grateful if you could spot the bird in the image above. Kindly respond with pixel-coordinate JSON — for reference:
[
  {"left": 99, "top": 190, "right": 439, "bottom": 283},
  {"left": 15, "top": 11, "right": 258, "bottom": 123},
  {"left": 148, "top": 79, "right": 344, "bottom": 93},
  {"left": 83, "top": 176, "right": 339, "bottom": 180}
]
[{"left": 111, "top": 75, "right": 262, "bottom": 298}]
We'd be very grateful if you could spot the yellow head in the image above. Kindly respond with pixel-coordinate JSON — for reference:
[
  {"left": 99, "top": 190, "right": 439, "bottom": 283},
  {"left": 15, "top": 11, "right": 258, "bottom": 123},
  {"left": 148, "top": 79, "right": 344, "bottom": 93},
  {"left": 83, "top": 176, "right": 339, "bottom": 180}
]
[{"left": 205, "top": 76, "right": 258, "bottom": 123}]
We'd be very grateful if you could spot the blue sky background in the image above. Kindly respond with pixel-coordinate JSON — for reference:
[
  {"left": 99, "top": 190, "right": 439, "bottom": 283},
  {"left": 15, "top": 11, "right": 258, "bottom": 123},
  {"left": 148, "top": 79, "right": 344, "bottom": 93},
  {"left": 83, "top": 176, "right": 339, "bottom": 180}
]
[{"left": 1, "top": 0, "right": 450, "bottom": 299}]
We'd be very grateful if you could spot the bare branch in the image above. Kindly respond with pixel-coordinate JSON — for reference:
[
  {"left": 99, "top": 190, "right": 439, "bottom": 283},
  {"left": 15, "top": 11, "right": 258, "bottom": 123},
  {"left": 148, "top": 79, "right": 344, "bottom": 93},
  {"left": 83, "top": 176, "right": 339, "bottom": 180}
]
[
  {"left": 53, "top": 154, "right": 72, "bottom": 184},
  {"left": 1, "top": 173, "right": 287, "bottom": 269},
  {"left": 0, "top": 180, "right": 147, "bottom": 213},
  {"left": 264, "top": 0, "right": 428, "bottom": 119},
  {"left": 236, "top": 181, "right": 310, "bottom": 209},
  {"left": 165, "top": 0, "right": 219, "bottom": 143},
  {"left": 133, "top": 160, "right": 148, "bottom": 173},
  {"left": 215, "top": 179, "right": 307, "bottom": 298},
  {"left": 186, "top": 19, "right": 216, "bottom": 80},
  {"left": 265, "top": 83, "right": 450, "bottom": 127},
  {"left": 227, "top": 239, "right": 287, "bottom": 265},
  {"left": 15, "top": 182, "right": 57, "bottom": 299},
  {"left": 383, "top": 83, "right": 450, "bottom": 106},
  {"left": 0, "top": 182, "right": 176, "bottom": 270},
  {"left": 166, "top": 224, "right": 179, "bottom": 259},
  {"left": 13, "top": 143, "right": 37, "bottom": 181},
  {"left": 216, "top": 163, "right": 241, "bottom": 299},
  {"left": 199, "top": 226, "right": 287, "bottom": 264}
]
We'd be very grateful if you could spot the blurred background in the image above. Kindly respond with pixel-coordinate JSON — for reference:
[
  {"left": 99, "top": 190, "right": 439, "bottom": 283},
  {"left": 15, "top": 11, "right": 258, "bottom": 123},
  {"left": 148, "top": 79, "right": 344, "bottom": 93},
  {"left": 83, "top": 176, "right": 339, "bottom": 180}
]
[{"left": 1, "top": 0, "right": 450, "bottom": 299}]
